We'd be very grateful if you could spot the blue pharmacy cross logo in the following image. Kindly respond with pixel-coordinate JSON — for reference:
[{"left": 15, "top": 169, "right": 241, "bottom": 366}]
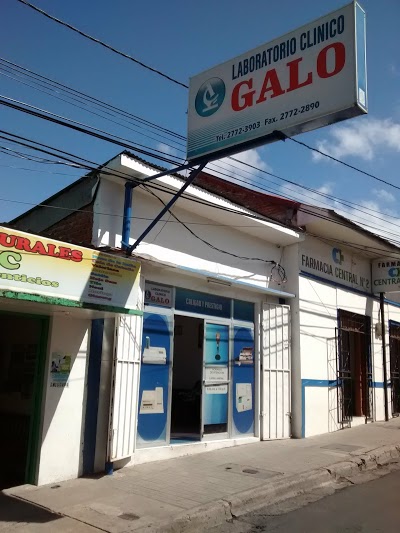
[
  {"left": 332, "top": 247, "right": 344, "bottom": 265},
  {"left": 388, "top": 267, "right": 400, "bottom": 278},
  {"left": 195, "top": 78, "right": 226, "bottom": 117}
]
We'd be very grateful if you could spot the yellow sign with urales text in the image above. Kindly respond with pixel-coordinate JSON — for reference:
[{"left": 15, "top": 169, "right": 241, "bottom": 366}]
[{"left": 0, "top": 226, "right": 141, "bottom": 312}]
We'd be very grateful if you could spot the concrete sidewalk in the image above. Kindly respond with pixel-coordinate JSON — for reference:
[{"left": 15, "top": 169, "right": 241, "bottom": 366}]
[{"left": 4, "top": 418, "right": 400, "bottom": 532}]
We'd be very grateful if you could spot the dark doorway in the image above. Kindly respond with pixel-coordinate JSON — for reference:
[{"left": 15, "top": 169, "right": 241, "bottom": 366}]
[
  {"left": 0, "top": 313, "right": 47, "bottom": 489},
  {"left": 389, "top": 321, "right": 400, "bottom": 416},
  {"left": 170, "top": 315, "right": 203, "bottom": 441},
  {"left": 337, "top": 310, "right": 372, "bottom": 423}
]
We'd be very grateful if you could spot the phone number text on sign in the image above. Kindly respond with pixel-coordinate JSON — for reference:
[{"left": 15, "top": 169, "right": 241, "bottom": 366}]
[{"left": 215, "top": 100, "right": 320, "bottom": 142}]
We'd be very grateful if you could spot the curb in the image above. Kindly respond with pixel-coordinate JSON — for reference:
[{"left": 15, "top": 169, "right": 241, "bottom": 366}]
[{"left": 137, "top": 442, "right": 400, "bottom": 533}]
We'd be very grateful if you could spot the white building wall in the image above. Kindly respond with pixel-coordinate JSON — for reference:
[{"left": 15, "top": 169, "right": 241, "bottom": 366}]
[
  {"left": 299, "top": 273, "right": 396, "bottom": 438},
  {"left": 385, "top": 302, "right": 400, "bottom": 419},
  {"left": 299, "top": 276, "right": 339, "bottom": 437},
  {"left": 93, "top": 177, "right": 292, "bottom": 292},
  {"left": 37, "top": 316, "right": 91, "bottom": 485}
]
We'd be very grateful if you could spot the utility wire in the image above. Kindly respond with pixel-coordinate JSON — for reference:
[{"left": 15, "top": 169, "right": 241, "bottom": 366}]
[
  {"left": 2, "top": 133, "right": 400, "bottom": 258},
  {"left": 287, "top": 136, "right": 400, "bottom": 192},
  {"left": 15, "top": 0, "right": 188, "bottom": 89},
  {"left": 1, "top": 88, "right": 397, "bottom": 235},
  {"left": 0, "top": 96, "right": 185, "bottom": 168},
  {"left": 0, "top": 57, "right": 184, "bottom": 139},
  {"left": 2, "top": 127, "right": 400, "bottom": 246},
  {"left": 13, "top": 4, "right": 400, "bottom": 197},
  {"left": 0, "top": 65, "right": 185, "bottom": 150},
  {"left": 142, "top": 183, "right": 287, "bottom": 283},
  {"left": 3, "top": 57, "right": 399, "bottom": 230}
]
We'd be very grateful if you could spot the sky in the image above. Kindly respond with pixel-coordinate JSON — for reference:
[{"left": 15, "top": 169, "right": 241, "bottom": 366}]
[{"left": 1, "top": 0, "right": 400, "bottom": 244}]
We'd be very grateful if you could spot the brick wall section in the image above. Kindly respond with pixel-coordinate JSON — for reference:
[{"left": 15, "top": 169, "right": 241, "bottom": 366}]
[{"left": 44, "top": 204, "right": 94, "bottom": 246}]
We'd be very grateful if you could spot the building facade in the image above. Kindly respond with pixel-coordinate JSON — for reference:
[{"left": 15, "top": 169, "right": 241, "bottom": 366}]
[
  {"left": 0, "top": 225, "right": 141, "bottom": 488},
  {"left": 9, "top": 152, "right": 400, "bottom": 484}
]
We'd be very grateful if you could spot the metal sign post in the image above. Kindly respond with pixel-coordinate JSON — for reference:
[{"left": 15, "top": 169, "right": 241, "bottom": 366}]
[
  {"left": 126, "top": 162, "right": 207, "bottom": 256},
  {"left": 380, "top": 291, "right": 389, "bottom": 422}
]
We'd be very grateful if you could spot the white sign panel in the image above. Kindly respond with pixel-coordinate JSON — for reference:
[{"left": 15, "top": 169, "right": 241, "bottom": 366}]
[
  {"left": 205, "top": 384, "right": 228, "bottom": 394},
  {"left": 300, "top": 237, "right": 371, "bottom": 292},
  {"left": 144, "top": 281, "right": 172, "bottom": 307},
  {"left": 372, "top": 258, "right": 400, "bottom": 293},
  {"left": 205, "top": 366, "right": 229, "bottom": 382},
  {"left": 187, "top": 2, "right": 367, "bottom": 161}
]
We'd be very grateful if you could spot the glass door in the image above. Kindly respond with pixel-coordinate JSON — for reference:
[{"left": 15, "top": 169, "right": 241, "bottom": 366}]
[{"left": 202, "top": 321, "right": 230, "bottom": 439}]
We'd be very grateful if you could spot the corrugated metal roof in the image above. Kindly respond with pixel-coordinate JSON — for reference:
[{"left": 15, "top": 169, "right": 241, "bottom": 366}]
[{"left": 121, "top": 151, "right": 300, "bottom": 225}]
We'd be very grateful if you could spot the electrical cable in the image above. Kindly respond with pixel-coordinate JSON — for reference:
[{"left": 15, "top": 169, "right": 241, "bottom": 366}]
[
  {"left": 2, "top": 128, "right": 400, "bottom": 248},
  {"left": 142, "top": 183, "right": 287, "bottom": 283},
  {"left": 2, "top": 58, "right": 399, "bottom": 230},
  {"left": 287, "top": 136, "right": 400, "bottom": 192},
  {"left": 0, "top": 66, "right": 185, "bottom": 151},
  {"left": 0, "top": 57, "right": 184, "bottom": 139},
  {"left": 0, "top": 95, "right": 185, "bottom": 166},
  {"left": 13, "top": 3, "right": 400, "bottom": 198},
  {"left": 2, "top": 128, "right": 400, "bottom": 253},
  {"left": 15, "top": 0, "right": 188, "bottom": 89}
]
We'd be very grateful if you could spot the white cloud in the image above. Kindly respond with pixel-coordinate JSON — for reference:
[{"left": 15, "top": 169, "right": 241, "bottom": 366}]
[
  {"left": 206, "top": 148, "right": 272, "bottom": 188},
  {"left": 156, "top": 142, "right": 178, "bottom": 157},
  {"left": 312, "top": 118, "right": 400, "bottom": 162},
  {"left": 372, "top": 188, "right": 396, "bottom": 203},
  {"left": 280, "top": 180, "right": 400, "bottom": 244},
  {"left": 278, "top": 181, "right": 334, "bottom": 209},
  {"left": 390, "top": 63, "right": 400, "bottom": 77},
  {"left": 333, "top": 200, "right": 400, "bottom": 245}
]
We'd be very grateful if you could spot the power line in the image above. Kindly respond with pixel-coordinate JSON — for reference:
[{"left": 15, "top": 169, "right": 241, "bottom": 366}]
[
  {"left": 13, "top": 3, "right": 400, "bottom": 199},
  {"left": 0, "top": 57, "right": 184, "bottom": 139},
  {"left": 0, "top": 62, "right": 185, "bottom": 151},
  {"left": 142, "top": 183, "right": 287, "bottom": 283},
  {"left": 2, "top": 132, "right": 400, "bottom": 259},
  {"left": 2, "top": 125, "right": 400, "bottom": 247},
  {"left": 3, "top": 57, "right": 399, "bottom": 232},
  {"left": 0, "top": 95, "right": 185, "bottom": 167},
  {"left": 15, "top": 0, "right": 188, "bottom": 89},
  {"left": 287, "top": 136, "right": 400, "bottom": 192},
  {"left": 3, "top": 121, "right": 400, "bottom": 249}
]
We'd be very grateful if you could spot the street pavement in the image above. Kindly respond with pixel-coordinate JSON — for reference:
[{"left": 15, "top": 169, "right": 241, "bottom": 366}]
[
  {"left": 2, "top": 418, "right": 400, "bottom": 532},
  {"left": 210, "top": 466, "right": 400, "bottom": 532}
]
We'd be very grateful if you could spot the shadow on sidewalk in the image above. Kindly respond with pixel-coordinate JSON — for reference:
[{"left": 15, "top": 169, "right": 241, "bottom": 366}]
[{"left": 0, "top": 492, "right": 62, "bottom": 525}]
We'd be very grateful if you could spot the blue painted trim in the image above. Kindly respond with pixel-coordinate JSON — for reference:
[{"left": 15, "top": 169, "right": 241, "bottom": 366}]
[
  {"left": 122, "top": 182, "right": 134, "bottom": 251},
  {"left": 386, "top": 300, "right": 400, "bottom": 310},
  {"left": 302, "top": 379, "right": 337, "bottom": 387},
  {"left": 301, "top": 379, "right": 337, "bottom": 438},
  {"left": 301, "top": 378, "right": 389, "bottom": 438},
  {"left": 300, "top": 271, "right": 373, "bottom": 298},
  {"left": 82, "top": 319, "right": 104, "bottom": 475},
  {"left": 373, "top": 381, "right": 391, "bottom": 389}
]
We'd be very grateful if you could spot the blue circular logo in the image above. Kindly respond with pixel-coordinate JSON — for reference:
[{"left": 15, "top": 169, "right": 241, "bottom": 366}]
[{"left": 195, "top": 78, "right": 225, "bottom": 117}]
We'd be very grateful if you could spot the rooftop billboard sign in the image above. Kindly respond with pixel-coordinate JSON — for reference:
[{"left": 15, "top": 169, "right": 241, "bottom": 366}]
[{"left": 187, "top": 2, "right": 367, "bottom": 162}]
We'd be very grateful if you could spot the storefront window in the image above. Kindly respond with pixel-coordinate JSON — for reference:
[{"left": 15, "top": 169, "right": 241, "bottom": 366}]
[
  {"left": 136, "top": 312, "right": 172, "bottom": 447},
  {"left": 137, "top": 283, "right": 257, "bottom": 448}
]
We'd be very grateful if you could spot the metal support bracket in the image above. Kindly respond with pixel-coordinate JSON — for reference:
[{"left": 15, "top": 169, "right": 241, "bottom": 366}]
[{"left": 126, "top": 161, "right": 207, "bottom": 256}]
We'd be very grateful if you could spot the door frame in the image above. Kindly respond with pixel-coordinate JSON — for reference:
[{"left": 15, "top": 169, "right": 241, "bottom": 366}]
[
  {"left": 202, "top": 318, "right": 231, "bottom": 441},
  {"left": 0, "top": 310, "right": 49, "bottom": 485},
  {"left": 389, "top": 320, "right": 400, "bottom": 417},
  {"left": 337, "top": 309, "right": 373, "bottom": 424}
]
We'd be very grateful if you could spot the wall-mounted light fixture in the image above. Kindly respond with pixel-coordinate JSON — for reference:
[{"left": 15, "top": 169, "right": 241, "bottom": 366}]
[{"left": 206, "top": 277, "right": 232, "bottom": 287}]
